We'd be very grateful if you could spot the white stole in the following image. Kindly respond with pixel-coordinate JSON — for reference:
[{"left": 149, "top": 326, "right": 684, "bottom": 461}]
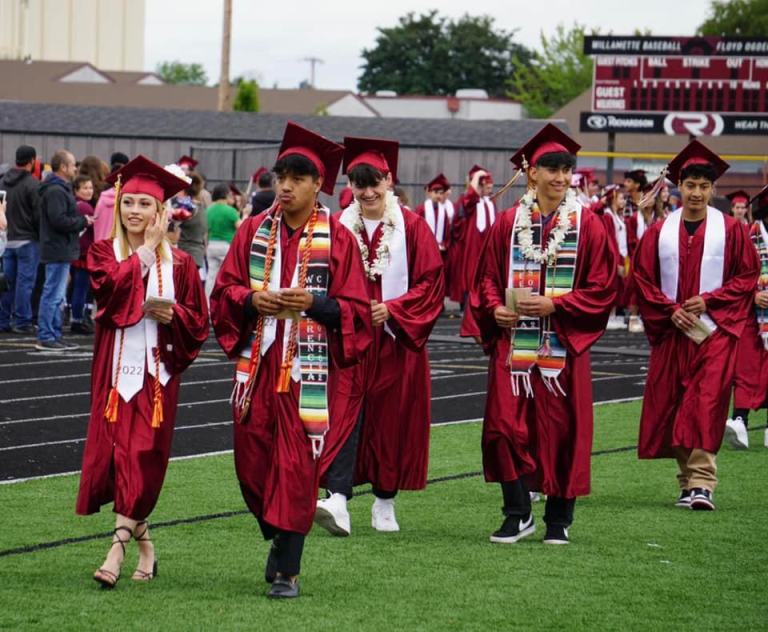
[
  {"left": 609, "top": 210, "right": 628, "bottom": 258},
  {"left": 424, "top": 198, "right": 446, "bottom": 246},
  {"left": 111, "top": 239, "right": 174, "bottom": 402},
  {"left": 476, "top": 196, "right": 496, "bottom": 233},
  {"left": 636, "top": 211, "right": 647, "bottom": 240},
  {"left": 658, "top": 207, "right": 725, "bottom": 333},
  {"left": 444, "top": 199, "right": 455, "bottom": 222},
  {"left": 340, "top": 193, "right": 409, "bottom": 338}
]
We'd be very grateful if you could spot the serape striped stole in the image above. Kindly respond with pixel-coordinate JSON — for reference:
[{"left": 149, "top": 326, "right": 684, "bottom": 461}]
[
  {"left": 233, "top": 207, "right": 331, "bottom": 443},
  {"left": 508, "top": 205, "right": 580, "bottom": 397},
  {"left": 752, "top": 221, "right": 768, "bottom": 350}
]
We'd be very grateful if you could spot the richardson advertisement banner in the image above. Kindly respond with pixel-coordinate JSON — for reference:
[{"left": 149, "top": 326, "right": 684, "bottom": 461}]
[{"left": 580, "top": 111, "right": 768, "bottom": 136}]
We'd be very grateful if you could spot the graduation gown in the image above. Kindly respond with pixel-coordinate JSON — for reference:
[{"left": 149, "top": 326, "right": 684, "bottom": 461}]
[
  {"left": 457, "top": 190, "right": 496, "bottom": 337},
  {"left": 470, "top": 206, "right": 616, "bottom": 497},
  {"left": 321, "top": 209, "right": 444, "bottom": 492},
  {"left": 414, "top": 200, "right": 452, "bottom": 298},
  {"left": 76, "top": 241, "right": 209, "bottom": 520},
  {"left": 633, "top": 215, "right": 759, "bottom": 458},
  {"left": 591, "top": 202, "right": 625, "bottom": 308},
  {"left": 210, "top": 212, "right": 371, "bottom": 536}
]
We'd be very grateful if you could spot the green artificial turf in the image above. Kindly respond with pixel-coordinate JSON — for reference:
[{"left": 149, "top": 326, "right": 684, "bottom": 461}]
[{"left": 1, "top": 402, "right": 766, "bottom": 630}]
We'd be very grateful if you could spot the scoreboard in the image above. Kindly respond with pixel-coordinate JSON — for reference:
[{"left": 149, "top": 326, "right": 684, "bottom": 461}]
[{"left": 585, "top": 36, "right": 768, "bottom": 115}]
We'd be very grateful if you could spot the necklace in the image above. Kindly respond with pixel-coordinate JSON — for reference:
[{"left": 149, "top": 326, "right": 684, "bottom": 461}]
[
  {"left": 515, "top": 188, "right": 578, "bottom": 265},
  {"left": 349, "top": 191, "right": 399, "bottom": 280}
]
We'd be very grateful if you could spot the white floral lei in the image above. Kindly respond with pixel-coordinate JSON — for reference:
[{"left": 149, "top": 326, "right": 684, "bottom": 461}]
[
  {"left": 349, "top": 191, "right": 399, "bottom": 280},
  {"left": 516, "top": 188, "right": 579, "bottom": 265}
]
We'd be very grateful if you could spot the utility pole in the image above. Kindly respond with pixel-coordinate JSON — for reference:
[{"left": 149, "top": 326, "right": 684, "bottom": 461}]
[
  {"left": 303, "top": 56, "right": 324, "bottom": 88},
  {"left": 218, "top": 0, "right": 233, "bottom": 111}
]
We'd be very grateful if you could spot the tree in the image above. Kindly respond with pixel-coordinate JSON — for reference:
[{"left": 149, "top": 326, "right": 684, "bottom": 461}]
[
  {"left": 697, "top": 0, "right": 768, "bottom": 36},
  {"left": 357, "top": 11, "right": 531, "bottom": 97},
  {"left": 155, "top": 61, "right": 208, "bottom": 86},
  {"left": 507, "top": 24, "right": 594, "bottom": 119},
  {"left": 233, "top": 79, "right": 259, "bottom": 112}
]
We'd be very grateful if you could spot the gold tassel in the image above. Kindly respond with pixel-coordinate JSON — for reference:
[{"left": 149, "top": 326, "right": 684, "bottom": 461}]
[
  {"left": 490, "top": 168, "right": 524, "bottom": 203},
  {"left": 277, "top": 363, "right": 292, "bottom": 393},
  {"left": 151, "top": 392, "right": 164, "bottom": 428},
  {"left": 104, "top": 387, "right": 120, "bottom": 423}
]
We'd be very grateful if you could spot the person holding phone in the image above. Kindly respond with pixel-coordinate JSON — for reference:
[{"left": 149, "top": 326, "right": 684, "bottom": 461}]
[{"left": 76, "top": 155, "right": 209, "bottom": 589}]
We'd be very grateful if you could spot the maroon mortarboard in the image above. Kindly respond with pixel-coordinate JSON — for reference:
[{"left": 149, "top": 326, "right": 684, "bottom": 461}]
[
  {"left": 229, "top": 182, "right": 242, "bottom": 196},
  {"left": 750, "top": 185, "right": 768, "bottom": 216},
  {"left": 177, "top": 155, "right": 198, "bottom": 169},
  {"left": 726, "top": 190, "right": 750, "bottom": 205},
  {"left": 604, "top": 184, "right": 621, "bottom": 202},
  {"left": 510, "top": 124, "right": 580, "bottom": 170},
  {"left": 343, "top": 136, "right": 400, "bottom": 182},
  {"left": 468, "top": 164, "right": 485, "bottom": 178},
  {"left": 339, "top": 187, "right": 354, "bottom": 209},
  {"left": 467, "top": 164, "right": 492, "bottom": 185},
  {"left": 251, "top": 167, "right": 268, "bottom": 183},
  {"left": 575, "top": 167, "right": 598, "bottom": 184},
  {"left": 277, "top": 122, "right": 344, "bottom": 195},
  {"left": 106, "top": 155, "right": 189, "bottom": 202},
  {"left": 427, "top": 173, "right": 450, "bottom": 191},
  {"left": 666, "top": 140, "right": 729, "bottom": 183}
]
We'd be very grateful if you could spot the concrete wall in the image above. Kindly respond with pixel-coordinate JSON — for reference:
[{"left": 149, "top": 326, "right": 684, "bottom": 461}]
[
  {"left": 326, "top": 95, "right": 523, "bottom": 121},
  {"left": 0, "top": 0, "right": 145, "bottom": 71}
]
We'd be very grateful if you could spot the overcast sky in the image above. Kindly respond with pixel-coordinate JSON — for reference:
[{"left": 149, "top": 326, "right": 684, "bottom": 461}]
[{"left": 145, "top": 0, "right": 711, "bottom": 91}]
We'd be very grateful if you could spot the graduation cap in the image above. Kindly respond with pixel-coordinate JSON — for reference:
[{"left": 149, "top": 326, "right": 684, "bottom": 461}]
[
  {"left": 177, "top": 155, "right": 198, "bottom": 169},
  {"left": 338, "top": 187, "right": 354, "bottom": 210},
  {"left": 509, "top": 123, "right": 580, "bottom": 171},
  {"left": 251, "top": 167, "right": 268, "bottom": 183},
  {"left": 603, "top": 184, "right": 621, "bottom": 202},
  {"left": 427, "top": 173, "right": 450, "bottom": 191},
  {"left": 343, "top": 136, "right": 400, "bottom": 182},
  {"left": 750, "top": 184, "right": 768, "bottom": 219},
  {"left": 575, "top": 167, "right": 598, "bottom": 184},
  {"left": 106, "top": 154, "right": 190, "bottom": 202},
  {"left": 229, "top": 182, "right": 242, "bottom": 196},
  {"left": 666, "top": 140, "right": 729, "bottom": 184},
  {"left": 725, "top": 190, "right": 750, "bottom": 205},
  {"left": 277, "top": 122, "right": 344, "bottom": 195},
  {"left": 623, "top": 169, "right": 647, "bottom": 182}
]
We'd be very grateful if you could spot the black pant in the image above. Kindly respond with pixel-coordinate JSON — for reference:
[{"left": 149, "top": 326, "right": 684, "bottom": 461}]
[
  {"left": 325, "top": 410, "right": 396, "bottom": 500},
  {"left": 500, "top": 479, "right": 575, "bottom": 528},
  {"left": 259, "top": 518, "right": 305, "bottom": 576}
]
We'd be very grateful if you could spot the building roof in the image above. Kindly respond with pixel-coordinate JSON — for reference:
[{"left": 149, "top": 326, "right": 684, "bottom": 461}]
[
  {"left": 0, "top": 59, "right": 350, "bottom": 114},
  {"left": 0, "top": 101, "right": 566, "bottom": 150}
]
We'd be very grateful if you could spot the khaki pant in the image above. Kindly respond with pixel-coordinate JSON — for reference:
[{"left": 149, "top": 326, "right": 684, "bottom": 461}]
[{"left": 675, "top": 448, "right": 717, "bottom": 492}]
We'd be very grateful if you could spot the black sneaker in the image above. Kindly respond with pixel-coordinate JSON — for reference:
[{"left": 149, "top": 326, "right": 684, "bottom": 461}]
[
  {"left": 543, "top": 525, "right": 570, "bottom": 545},
  {"left": 675, "top": 489, "right": 693, "bottom": 509},
  {"left": 70, "top": 321, "right": 94, "bottom": 335},
  {"left": 690, "top": 488, "right": 715, "bottom": 511},
  {"left": 489, "top": 513, "right": 535, "bottom": 544},
  {"left": 58, "top": 338, "right": 80, "bottom": 350},
  {"left": 11, "top": 325, "right": 35, "bottom": 334},
  {"left": 267, "top": 576, "right": 300, "bottom": 599},
  {"left": 35, "top": 340, "right": 68, "bottom": 351}
]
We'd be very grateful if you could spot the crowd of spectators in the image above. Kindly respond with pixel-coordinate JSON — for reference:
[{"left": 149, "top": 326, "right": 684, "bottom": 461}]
[{"left": 0, "top": 145, "right": 268, "bottom": 350}]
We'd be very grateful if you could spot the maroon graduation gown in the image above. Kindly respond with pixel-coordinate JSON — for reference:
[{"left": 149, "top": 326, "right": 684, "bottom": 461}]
[
  {"left": 458, "top": 190, "right": 496, "bottom": 337},
  {"left": 633, "top": 215, "right": 759, "bottom": 457},
  {"left": 210, "top": 212, "right": 372, "bottom": 535},
  {"left": 76, "top": 241, "right": 209, "bottom": 520},
  {"left": 470, "top": 207, "right": 616, "bottom": 497},
  {"left": 321, "top": 209, "right": 445, "bottom": 492}
]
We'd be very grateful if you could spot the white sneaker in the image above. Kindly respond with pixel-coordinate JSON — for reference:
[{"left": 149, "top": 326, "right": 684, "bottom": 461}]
[
  {"left": 371, "top": 497, "right": 400, "bottom": 532},
  {"left": 628, "top": 315, "right": 644, "bottom": 333},
  {"left": 724, "top": 417, "right": 749, "bottom": 450},
  {"left": 606, "top": 315, "right": 626, "bottom": 331},
  {"left": 764, "top": 428, "right": 768, "bottom": 448},
  {"left": 529, "top": 491, "right": 543, "bottom": 503},
  {"left": 314, "top": 493, "right": 351, "bottom": 536}
]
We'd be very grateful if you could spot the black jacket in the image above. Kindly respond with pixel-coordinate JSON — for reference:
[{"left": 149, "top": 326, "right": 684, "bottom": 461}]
[
  {"left": 250, "top": 189, "right": 276, "bottom": 213},
  {"left": 39, "top": 175, "right": 86, "bottom": 263},
  {"left": 0, "top": 168, "right": 41, "bottom": 242}
]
